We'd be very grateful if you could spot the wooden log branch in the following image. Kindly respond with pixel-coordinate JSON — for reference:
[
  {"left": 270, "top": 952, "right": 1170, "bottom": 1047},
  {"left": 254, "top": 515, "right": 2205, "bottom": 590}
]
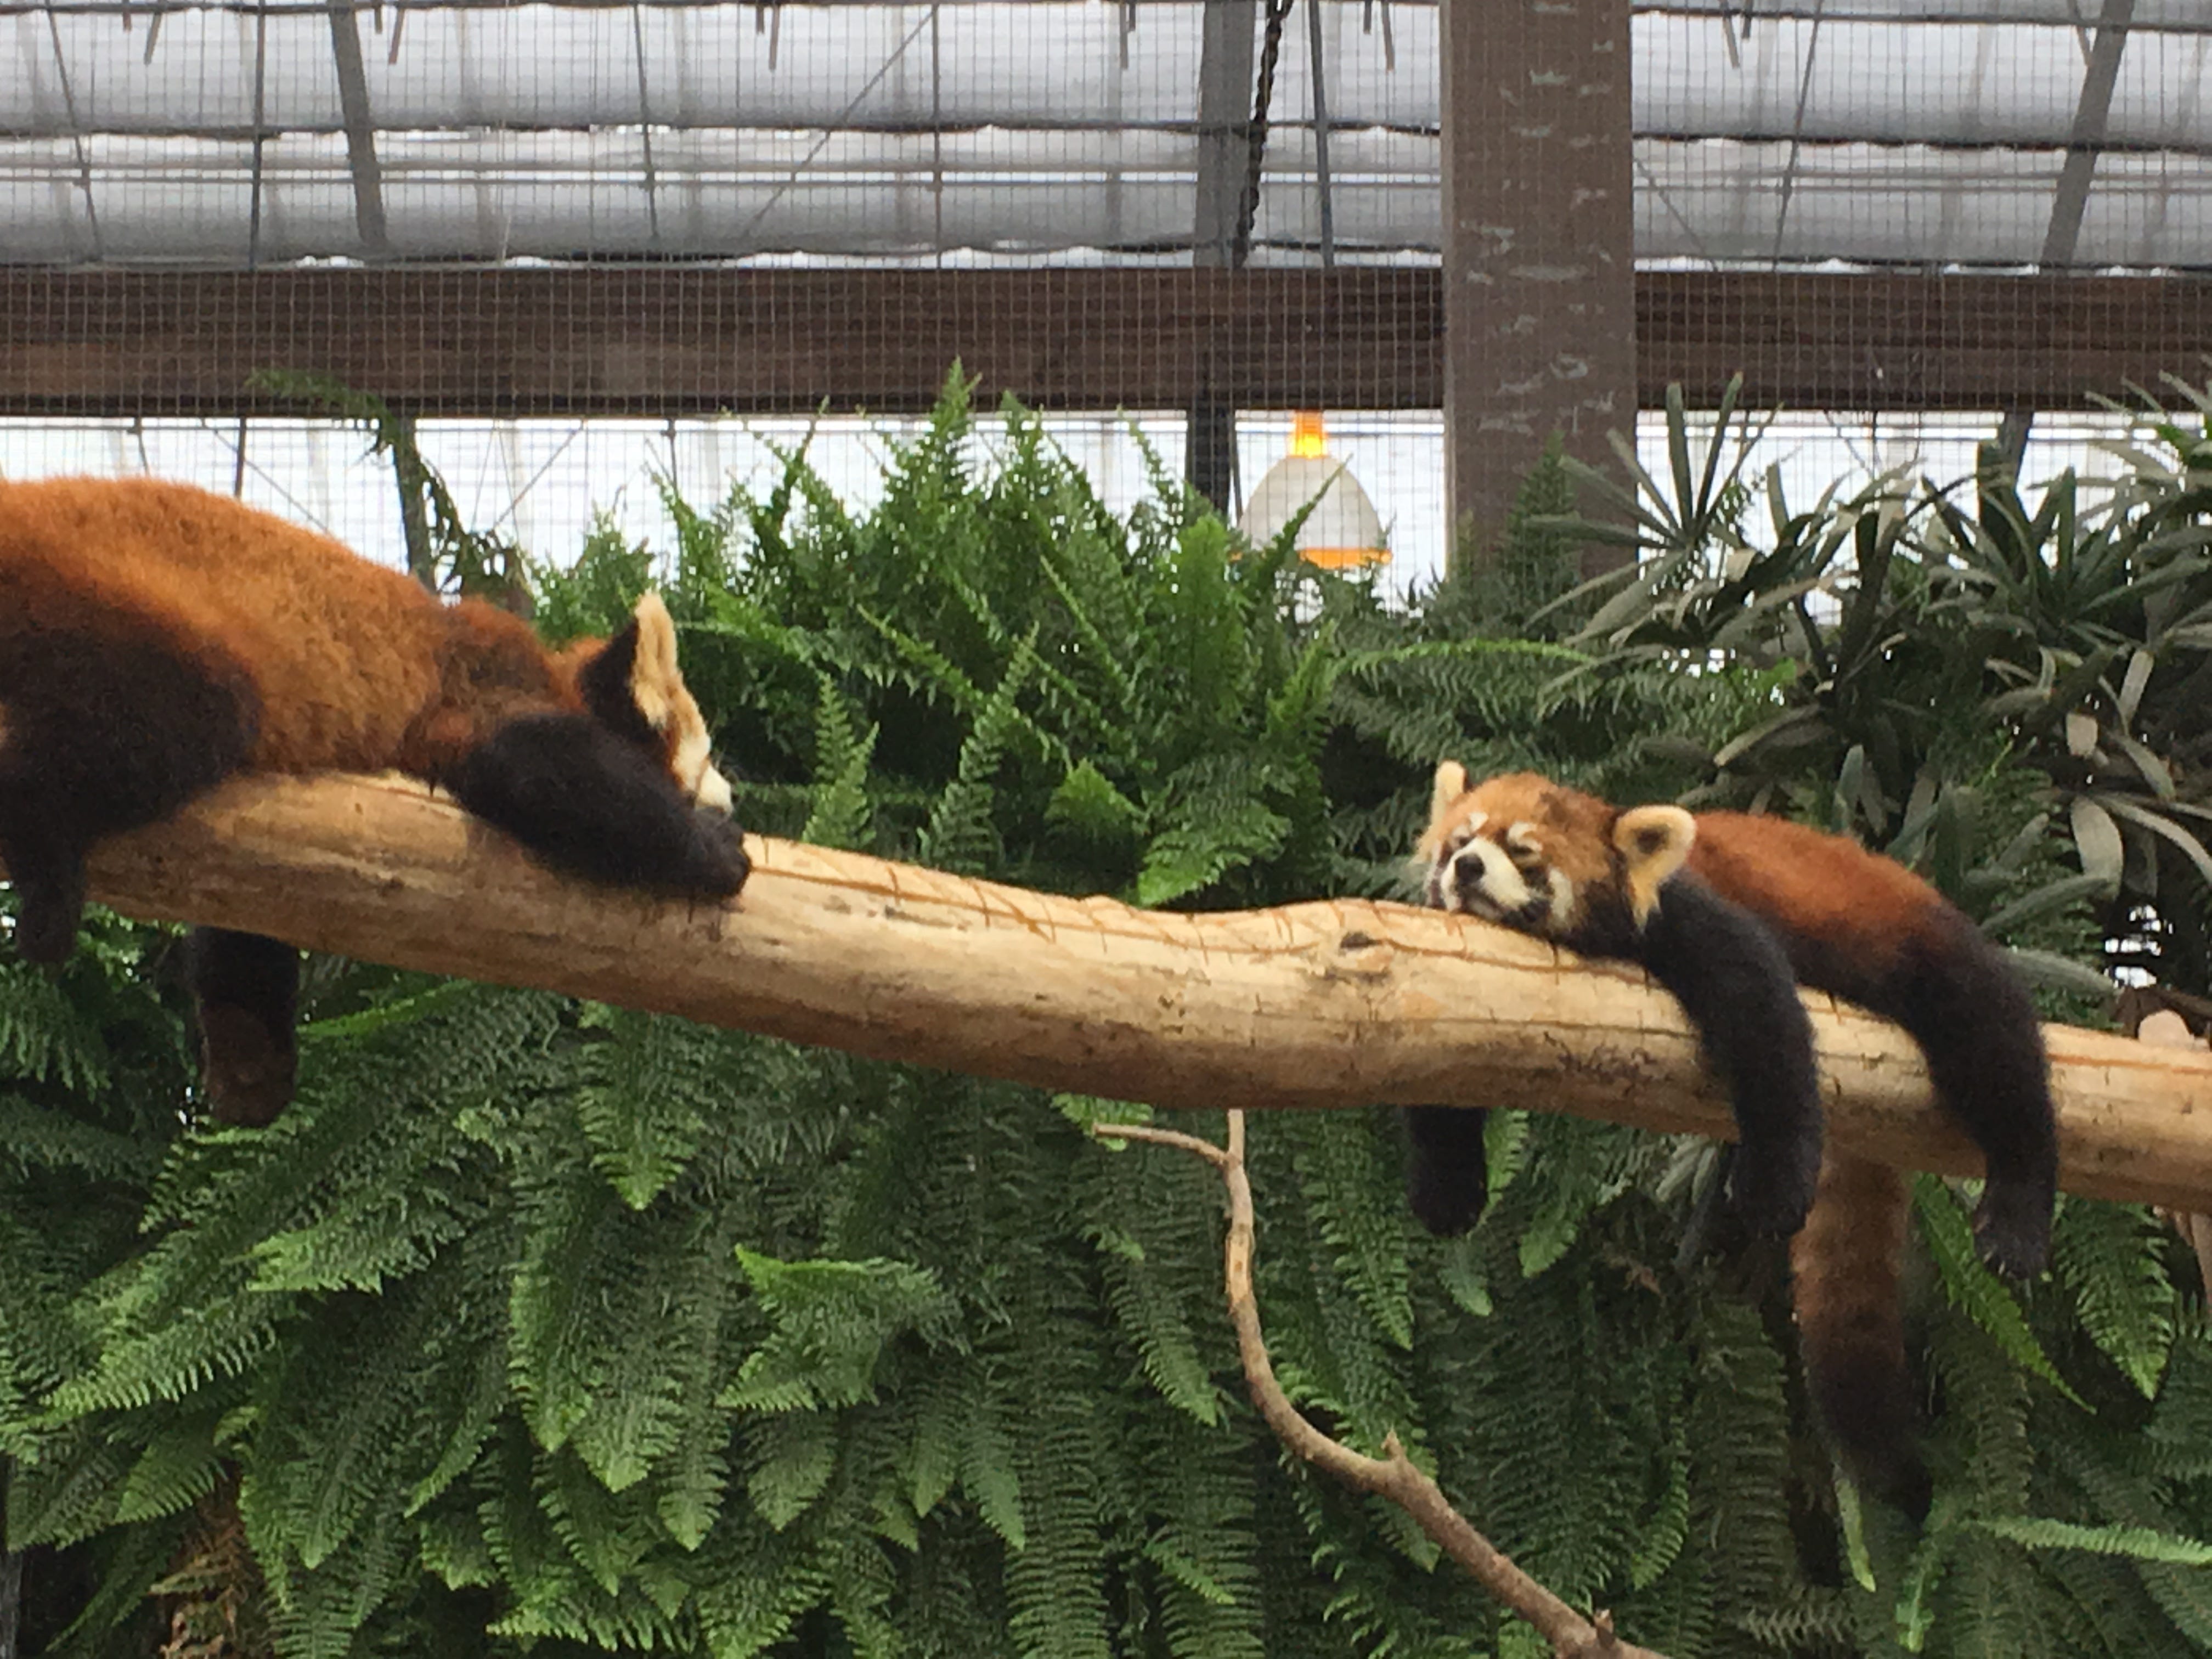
[
  {"left": 1097, "top": 1113, "right": 1670, "bottom": 1659},
  {"left": 14, "top": 772, "right": 2212, "bottom": 1212}
]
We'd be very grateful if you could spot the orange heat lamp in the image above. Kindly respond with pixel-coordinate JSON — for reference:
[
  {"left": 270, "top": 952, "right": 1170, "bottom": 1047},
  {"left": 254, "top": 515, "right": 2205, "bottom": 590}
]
[{"left": 1237, "top": 411, "right": 1387, "bottom": 571}]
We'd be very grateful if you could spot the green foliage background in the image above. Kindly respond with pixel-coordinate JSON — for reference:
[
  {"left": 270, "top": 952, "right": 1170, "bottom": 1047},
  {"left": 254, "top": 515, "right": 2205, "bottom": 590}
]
[{"left": 8, "top": 376, "right": 2212, "bottom": 1657}]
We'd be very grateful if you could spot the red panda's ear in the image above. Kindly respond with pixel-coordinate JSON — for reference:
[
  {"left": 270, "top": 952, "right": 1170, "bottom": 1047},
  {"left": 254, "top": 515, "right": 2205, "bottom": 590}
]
[
  {"left": 574, "top": 616, "right": 647, "bottom": 735},
  {"left": 1429, "top": 760, "right": 1470, "bottom": 828},
  {"left": 1613, "top": 805, "right": 1696, "bottom": 926},
  {"left": 576, "top": 594, "right": 682, "bottom": 732},
  {"left": 629, "top": 594, "right": 684, "bottom": 720}
]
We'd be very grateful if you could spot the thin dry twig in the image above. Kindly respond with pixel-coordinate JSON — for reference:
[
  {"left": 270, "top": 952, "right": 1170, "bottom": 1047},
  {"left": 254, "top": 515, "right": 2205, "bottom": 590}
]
[{"left": 1095, "top": 1113, "right": 1671, "bottom": 1659}]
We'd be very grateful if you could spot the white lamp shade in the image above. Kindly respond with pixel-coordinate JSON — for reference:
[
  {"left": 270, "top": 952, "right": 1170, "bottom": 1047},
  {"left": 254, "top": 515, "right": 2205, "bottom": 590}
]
[{"left": 1238, "top": 454, "right": 1388, "bottom": 569}]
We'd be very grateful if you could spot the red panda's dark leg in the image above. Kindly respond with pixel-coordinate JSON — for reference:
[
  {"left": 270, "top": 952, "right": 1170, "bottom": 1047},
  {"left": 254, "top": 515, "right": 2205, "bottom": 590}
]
[
  {"left": 185, "top": 928, "right": 301, "bottom": 1126},
  {"left": 448, "top": 714, "right": 749, "bottom": 898},
  {"left": 1403, "top": 1105, "right": 1489, "bottom": 1235},
  {"left": 1892, "top": 916, "right": 2058, "bottom": 1278},
  {"left": 0, "top": 608, "right": 257, "bottom": 963},
  {"left": 1637, "top": 874, "right": 1824, "bottom": 1239},
  {"left": 0, "top": 814, "right": 88, "bottom": 966}
]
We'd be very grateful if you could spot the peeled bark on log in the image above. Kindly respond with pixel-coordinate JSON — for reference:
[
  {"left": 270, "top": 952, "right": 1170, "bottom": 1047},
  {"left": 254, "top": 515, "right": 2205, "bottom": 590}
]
[{"left": 13, "top": 772, "right": 2212, "bottom": 1211}]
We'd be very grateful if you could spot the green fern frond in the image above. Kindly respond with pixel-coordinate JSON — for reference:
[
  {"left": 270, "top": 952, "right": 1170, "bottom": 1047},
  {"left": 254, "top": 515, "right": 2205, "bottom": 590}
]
[
  {"left": 802, "top": 677, "right": 879, "bottom": 850},
  {"left": 0, "top": 961, "right": 114, "bottom": 1094},
  {"left": 1976, "top": 1515, "right": 2212, "bottom": 1565},
  {"left": 918, "top": 635, "right": 1040, "bottom": 876},
  {"left": 571, "top": 1006, "right": 724, "bottom": 1210},
  {"left": 405, "top": 1328, "right": 507, "bottom": 1518},
  {"left": 957, "top": 1383, "right": 1028, "bottom": 1552},
  {"left": 693, "top": 1527, "right": 828, "bottom": 1658},
  {"left": 46, "top": 1293, "right": 283, "bottom": 1416},
  {"left": 1916, "top": 1175, "right": 2081, "bottom": 1403},
  {"left": 1046, "top": 761, "right": 1145, "bottom": 849},
  {"left": 1098, "top": 1245, "right": 1219, "bottom": 1427},
  {"left": 2053, "top": 1197, "right": 2176, "bottom": 1398},
  {"left": 721, "top": 1249, "right": 955, "bottom": 1415},
  {"left": 7, "top": 1425, "right": 132, "bottom": 1547},
  {"left": 112, "top": 1414, "right": 222, "bottom": 1525},
  {"left": 741, "top": 1410, "right": 837, "bottom": 1530},
  {"left": 0, "top": 1096, "right": 164, "bottom": 1181},
  {"left": 1291, "top": 1111, "right": 1414, "bottom": 1351}
]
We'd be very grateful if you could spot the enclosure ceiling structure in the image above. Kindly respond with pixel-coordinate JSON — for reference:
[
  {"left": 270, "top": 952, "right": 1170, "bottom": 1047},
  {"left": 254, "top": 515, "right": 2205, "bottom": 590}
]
[{"left": 4, "top": 0, "right": 2209, "bottom": 270}]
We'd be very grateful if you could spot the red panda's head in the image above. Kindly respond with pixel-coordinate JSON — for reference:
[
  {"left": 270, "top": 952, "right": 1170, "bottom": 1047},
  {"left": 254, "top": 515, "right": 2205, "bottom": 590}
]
[
  {"left": 1417, "top": 762, "right": 1695, "bottom": 939},
  {"left": 566, "top": 594, "right": 733, "bottom": 814}
]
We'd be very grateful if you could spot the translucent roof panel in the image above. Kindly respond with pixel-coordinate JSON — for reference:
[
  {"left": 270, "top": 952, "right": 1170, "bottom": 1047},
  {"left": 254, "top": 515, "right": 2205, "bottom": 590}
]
[{"left": 5, "top": 0, "right": 2208, "bottom": 270}]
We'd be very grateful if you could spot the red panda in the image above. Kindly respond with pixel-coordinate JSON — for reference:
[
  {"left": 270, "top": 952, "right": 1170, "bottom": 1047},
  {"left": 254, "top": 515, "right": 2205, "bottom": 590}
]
[
  {"left": 0, "top": 476, "right": 749, "bottom": 1125},
  {"left": 1407, "top": 764, "right": 2059, "bottom": 1517}
]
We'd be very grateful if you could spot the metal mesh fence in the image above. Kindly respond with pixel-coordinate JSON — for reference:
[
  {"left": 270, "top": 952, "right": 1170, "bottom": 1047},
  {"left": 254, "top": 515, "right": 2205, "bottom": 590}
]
[{"left": 5, "top": 0, "right": 2208, "bottom": 583}]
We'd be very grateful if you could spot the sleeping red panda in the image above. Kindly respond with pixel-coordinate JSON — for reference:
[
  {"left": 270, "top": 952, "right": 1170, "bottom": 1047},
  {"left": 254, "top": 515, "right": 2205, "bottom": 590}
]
[
  {"left": 1407, "top": 764, "right": 2059, "bottom": 1516},
  {"left": 0, "top": 475, "right": 749, "bottom": 1125}
]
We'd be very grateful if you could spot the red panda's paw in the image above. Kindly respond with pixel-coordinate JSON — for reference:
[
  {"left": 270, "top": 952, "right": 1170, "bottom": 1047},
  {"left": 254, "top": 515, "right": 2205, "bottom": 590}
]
[
  {"left": 185, "top": 930, "right": 303, "bottom": 1126},
  {"left": 1729, "top": 1137, "right": 1821, "bottom": 1239},
  {"left": 5, "top": 855, "right": 87, "bottom": 966},
  {"left": 1402, "top": 1105, "right": 1489, "bottom": 1237},
  {"left": 681, "top": 809, "right": 752, "bottom": 899},
  {"left": 198, "top": 1005, "right": 299, "bottom": 1127},
  {"left": 1972, "top": 1176, "right": 2055, "bottom": 1279}
]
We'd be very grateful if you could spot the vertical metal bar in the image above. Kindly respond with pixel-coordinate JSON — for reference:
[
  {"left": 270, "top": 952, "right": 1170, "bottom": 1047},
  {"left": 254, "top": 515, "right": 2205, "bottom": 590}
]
[
  {"left": 632, "top": 4, "right": 663, "bottom": 247},
  {"left": 1996, "top": 0, "right": 2136, "bottom": 465},
  {"left": 246, "top": 0, "right": 270, "bottom": 268},
  {"left": 1188, "top": 0, "right": 1260, "bottom": 512},
  {"left": 326, "top": 0, "right": 390, "bottom": 254},
  {"left": 1306, "top": 0, "right": 1335, "bottom": 267},
  {"left": 40, "top": 5, "right": 105, "bottom": 258}
]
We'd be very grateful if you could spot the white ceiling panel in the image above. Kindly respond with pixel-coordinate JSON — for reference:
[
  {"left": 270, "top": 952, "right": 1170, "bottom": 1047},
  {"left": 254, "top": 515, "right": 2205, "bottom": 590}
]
[{"left": 4, "top": 0, "right": 2208, "bottom": 270}]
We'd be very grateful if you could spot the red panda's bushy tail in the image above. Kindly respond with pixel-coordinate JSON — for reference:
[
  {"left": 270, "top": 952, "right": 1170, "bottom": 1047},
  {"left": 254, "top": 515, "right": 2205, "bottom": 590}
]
[{"left": 1790, "top": 1150, "right": 1931, "bottom": 1520}]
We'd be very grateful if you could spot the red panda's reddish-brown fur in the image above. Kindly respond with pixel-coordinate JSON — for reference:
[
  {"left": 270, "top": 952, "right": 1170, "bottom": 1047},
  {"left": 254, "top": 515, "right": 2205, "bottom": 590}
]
[
  {"left": 1689, "top": 812, "right": 1931, "bottom": 981},
  {"left": 4, "top": 476, "right": 585, "bottom": 780},
  {"left": 1786, "top": 1152, "right": 1923, "bottom": 1511},
  {"left": 2, "top": 475, "right": 747, "bottom": 1126},
  {"left": 1412, "top": 767, "right": 2059, "bottom": 1518}
]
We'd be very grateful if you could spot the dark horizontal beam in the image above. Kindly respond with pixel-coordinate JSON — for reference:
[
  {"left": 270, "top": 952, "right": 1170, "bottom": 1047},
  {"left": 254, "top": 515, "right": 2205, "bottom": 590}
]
[{"left": 5, "top": 267, "right": 2210, "bottom": 419}]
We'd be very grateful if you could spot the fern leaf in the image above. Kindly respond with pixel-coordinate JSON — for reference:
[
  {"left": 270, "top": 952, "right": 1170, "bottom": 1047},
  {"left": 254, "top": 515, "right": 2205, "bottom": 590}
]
[
  {"left": 743, "top": 1411, "right": 837, "bottom": 1531},
  {"left": 959, "top": 1384, "right": 1028, "bottom": 1553},
  {"left": 695, "top": 1530, "right": 828, "bottom": 1658},
  {"left": 0, "top": 1095, "right": 163, "bottom": 1181},
  {"left": 802, "top": 677, "right": 879, "bottom": 851},
  {"left": 721, "top": 1249, "right": 955, "bottom": 1414},
  {"left": 1915, "top": 1175, "right": 2081, "bottom": 1403},
  {"left": 114, "top": 1417, "right": 223, "bottom": 1525},
  {"left": 2053, "top": 1197, "right": 2176, "bottom": 1398},
  {"left": 0, "top": 961, "right": 113, "bottom": 1093},
  {"left": 1976, "top": 1515, "right": 2212, "bottom": 1565},
  {"left": 1292, "top": 1111, "right": 1414, "bottom": 1351},
  {"left": 572, "top": 1006, "right": 721, "bottom": 1210}
]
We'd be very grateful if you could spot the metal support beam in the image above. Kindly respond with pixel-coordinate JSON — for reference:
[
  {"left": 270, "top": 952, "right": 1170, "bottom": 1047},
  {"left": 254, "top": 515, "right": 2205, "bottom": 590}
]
[
  {"left": 1438, "top": 0, "right": 1636, "bottom": 575},
  {"left": 1995, "top": 0, "right": 2134, "bottom": 464},
  {"left": 1187, "top": 0, "right": 1257, "bottom": 512},
  {"left": 324, "top": 0, "right": 390, "bottom": 254},
  {"left": 6, "top": 269, "right": 2210, "bottom": 421}
]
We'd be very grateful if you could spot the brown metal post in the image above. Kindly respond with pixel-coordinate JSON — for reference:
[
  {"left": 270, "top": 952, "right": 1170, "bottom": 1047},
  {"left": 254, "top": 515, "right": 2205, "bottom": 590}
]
[{"left": 1439, "top": 0, "right": 1635, "bottom": 574}]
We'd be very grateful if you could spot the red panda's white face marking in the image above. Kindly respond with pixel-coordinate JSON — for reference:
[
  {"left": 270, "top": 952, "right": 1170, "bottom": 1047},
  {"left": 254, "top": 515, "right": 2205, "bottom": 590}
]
[
  {"left": 628, "top": 594, "right": 733, "bottom": 815},
  {"left": 1424, "top": 808, "right": 1579, "bottom": 934},
  {"left": 1417, "top": 764, "right": 1694, "bottom": 942}
]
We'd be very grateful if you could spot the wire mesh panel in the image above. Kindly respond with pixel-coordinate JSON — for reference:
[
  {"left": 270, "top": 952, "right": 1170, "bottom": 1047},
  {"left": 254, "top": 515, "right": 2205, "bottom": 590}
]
[{"left": 4, "top": 0, "right": 2209, "bottom": 579}]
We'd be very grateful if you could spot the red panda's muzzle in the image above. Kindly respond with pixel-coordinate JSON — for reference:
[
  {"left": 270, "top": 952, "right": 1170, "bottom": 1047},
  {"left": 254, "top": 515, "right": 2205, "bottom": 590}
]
[{"left": 1433, "top": 841, "right": 1560, "bottom": 936}]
